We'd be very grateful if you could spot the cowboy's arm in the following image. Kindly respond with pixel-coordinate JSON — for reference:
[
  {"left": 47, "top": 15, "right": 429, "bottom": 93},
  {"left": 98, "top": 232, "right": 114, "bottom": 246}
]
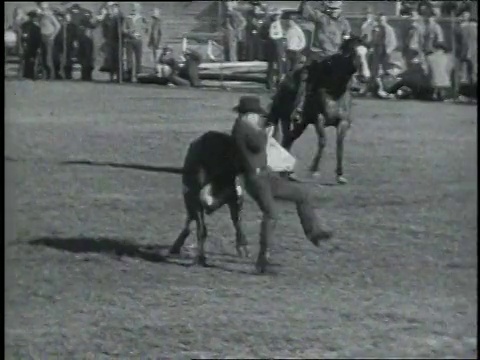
[
  {"left": 301, "top": 1, "right": 324, "bottom": 23},
  {"left": 232, "top": 118, "right": 267, "bottom": 154}
]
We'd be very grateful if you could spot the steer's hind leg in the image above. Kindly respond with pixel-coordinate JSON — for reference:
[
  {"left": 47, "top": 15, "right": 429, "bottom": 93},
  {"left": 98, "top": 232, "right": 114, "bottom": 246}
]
[
  {"left": 169, "top": 191, "right": 196, "bottom": 255},
  {"left": 193, "top": 209, "right": 208, "bottom": 266},
  {"left": 335, "top": 120, "right": 350, "bottom": 184},
  {"left": 228, "top": 183, "right": 250, "bottom": 258}
]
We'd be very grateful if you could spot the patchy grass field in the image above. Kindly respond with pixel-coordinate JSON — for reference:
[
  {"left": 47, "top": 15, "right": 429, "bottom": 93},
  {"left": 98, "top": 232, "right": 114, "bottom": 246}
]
[{"left": 5, "top": 80, "right": 477, "bottom": 359}]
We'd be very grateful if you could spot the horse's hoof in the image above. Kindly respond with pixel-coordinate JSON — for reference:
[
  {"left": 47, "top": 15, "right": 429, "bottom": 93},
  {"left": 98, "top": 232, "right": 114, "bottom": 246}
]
[
  {"left": 310, "top": 230, "right": 333, "bottom": 246},
  {"left": 336, "top": 175, "right": 348, "bottom": 184},
  {"left": 194, "top": 254, "right": 208, "bottom": 267},
  {"left": 236, "top": 245, "right": 250, "bottom": 258},
  {"left": 309, "top": 171, "right": 321, "bottom": 179}
]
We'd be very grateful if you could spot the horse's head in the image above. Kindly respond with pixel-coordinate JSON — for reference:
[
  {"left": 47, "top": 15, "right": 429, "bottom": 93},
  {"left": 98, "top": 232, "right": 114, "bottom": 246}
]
[{"left": 339, "top": 35, "right": 371, "bottom": 83}]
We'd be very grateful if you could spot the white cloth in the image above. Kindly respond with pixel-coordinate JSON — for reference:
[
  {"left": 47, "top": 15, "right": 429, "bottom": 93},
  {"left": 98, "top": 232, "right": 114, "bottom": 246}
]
[
  {"left": 266, "top": 126, "right": 296, "bottom": 172},
  {"left": 285, "top": 23, "right": 306, "bottom": 52},
  {"left": 269, "top": 20, "right": 284, "bottom": 40}
]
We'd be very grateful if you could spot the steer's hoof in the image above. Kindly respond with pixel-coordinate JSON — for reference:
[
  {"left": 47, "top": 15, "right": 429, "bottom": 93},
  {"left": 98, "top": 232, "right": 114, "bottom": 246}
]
[
  {"left": 169, "top": 246, "right": 181, "bottom": 255},
  {"left": 336, "top": 175, "right": 348, "bottom": 185},
  {"left": 255, "top": 257, "right": 268, "bottom": 274}
]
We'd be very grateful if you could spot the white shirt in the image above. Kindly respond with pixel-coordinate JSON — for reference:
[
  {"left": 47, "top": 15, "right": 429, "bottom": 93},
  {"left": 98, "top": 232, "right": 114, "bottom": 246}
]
[
  {"left": 269, "top": 20, "right": 284, "bottom": 40},
  {"left": 285, "top": 22, "right": 306, "bottom": 52}
]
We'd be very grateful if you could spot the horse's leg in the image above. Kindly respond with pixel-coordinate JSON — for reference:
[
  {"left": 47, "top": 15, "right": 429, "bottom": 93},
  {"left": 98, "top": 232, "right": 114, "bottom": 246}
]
[
  {"left": 335, "top": 119, "right": 350, "bottom": 184},
  {"left": 309, "top": 116, "right": 326, "bottom": 176},
  {"left": 281, "top": 113, "right": 309, "bottom": 151},
  {"left": 228, "top": 184, "right": 250, "bottom": 258}
]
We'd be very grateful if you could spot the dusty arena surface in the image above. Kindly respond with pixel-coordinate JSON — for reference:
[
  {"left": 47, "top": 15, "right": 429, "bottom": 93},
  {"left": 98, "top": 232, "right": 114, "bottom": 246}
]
[{"left": 5, "top": 79, "right": 477, "bottom": 359}]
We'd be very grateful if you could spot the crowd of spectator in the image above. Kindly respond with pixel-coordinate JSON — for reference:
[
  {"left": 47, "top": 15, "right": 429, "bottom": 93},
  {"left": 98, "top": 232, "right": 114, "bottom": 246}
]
[{"left": 5, "top": 1, "right": 477, "bottom": 101}]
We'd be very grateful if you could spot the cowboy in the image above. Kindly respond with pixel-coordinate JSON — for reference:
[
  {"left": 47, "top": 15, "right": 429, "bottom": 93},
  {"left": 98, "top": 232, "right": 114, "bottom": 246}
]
[
  {"left": 291, "top": 0, "right": 351, "bottom": 121},
  {"left": 231, "top": 96, "right": 332, "bottom": 272}
]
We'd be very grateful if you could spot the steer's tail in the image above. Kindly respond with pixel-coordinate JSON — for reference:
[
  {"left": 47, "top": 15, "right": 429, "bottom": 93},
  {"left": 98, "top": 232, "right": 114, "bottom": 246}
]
[{"left": 59, "top": 160, "right": 184, "bottom": 174}]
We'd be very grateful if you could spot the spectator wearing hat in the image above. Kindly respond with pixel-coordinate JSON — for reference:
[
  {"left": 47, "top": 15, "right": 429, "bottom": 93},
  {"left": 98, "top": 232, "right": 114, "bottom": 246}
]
[
  {"left": 282, "top": 12, "right": 306, "bottom": 75},
  {"left": 123, "top": 2, "right": 148, "bottom": 82},
  {"left": 36, "top": 2, "right": 62, "bottom": 80},
  {"left": 20, "top": 10, "right": 43, "bottom": 80},
  {"left": 147, "top": 7, "right": 163, "bottom": 63},
  {"left": 455, "top": 9, "right": 477, "bottom": 94},
  {"left": 231, "top": 95, "right": 332, "bottom": 272}
]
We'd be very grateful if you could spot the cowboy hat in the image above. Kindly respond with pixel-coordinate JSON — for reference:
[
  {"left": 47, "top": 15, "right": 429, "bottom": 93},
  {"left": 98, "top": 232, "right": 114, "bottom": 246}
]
[{"left": 232, "top": 96, "right": 267, "bottom": 115}]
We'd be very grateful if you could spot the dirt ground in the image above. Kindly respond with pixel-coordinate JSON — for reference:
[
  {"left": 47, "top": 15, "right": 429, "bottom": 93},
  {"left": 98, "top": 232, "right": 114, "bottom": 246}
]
[{"left": 5, "top": 79, "right": 477, "bottom": 359}]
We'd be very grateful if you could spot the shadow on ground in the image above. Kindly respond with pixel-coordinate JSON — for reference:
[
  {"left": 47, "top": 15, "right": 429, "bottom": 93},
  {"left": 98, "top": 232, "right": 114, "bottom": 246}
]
[
  {"left": 29, "top": 236, "right": 170, "bottom": 263},
  {"left": 27, "top": 237, "right": 262, "bottom": 275}
]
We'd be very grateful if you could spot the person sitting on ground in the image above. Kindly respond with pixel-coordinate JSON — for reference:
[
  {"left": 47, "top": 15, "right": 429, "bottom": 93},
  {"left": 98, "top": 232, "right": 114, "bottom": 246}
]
[{"left": 152, "top": 46, "right": 202, "bottom": 87}]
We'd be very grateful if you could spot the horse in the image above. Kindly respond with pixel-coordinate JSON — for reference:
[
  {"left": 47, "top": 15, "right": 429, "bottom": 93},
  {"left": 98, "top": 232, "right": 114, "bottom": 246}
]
[{"left": 267, "top": 35, "right": 371, "bottom": 184}]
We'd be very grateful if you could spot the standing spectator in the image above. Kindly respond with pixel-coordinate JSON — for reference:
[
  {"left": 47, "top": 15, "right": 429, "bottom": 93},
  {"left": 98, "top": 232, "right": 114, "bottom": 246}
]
[
  {"left": 147, "top": 7, "right": 162, "bottom": 64},
  {"left": 36, "top": 2, "right": 62, "bottom": 80},
  {"left": 223, "top": 2, "right": 246, "bottom": 62},
  {"left": 21, "top": 11, "right": 43, "bottom": 80},
  {"left": 67, "top": 3, "right": 99, "bottom": 81},
  {"left": 404, "top": 10, "right": 426, "bottom": 71},
  {"left": 12, "top": 7, "right": 28, "bottom": 58},
  {"left": 455, "top": 9, "right": 477, "bottom": 92},
  {"left": 360, "top": 7, "right": 376, "bottom": 47},
  {"left": 267, "top": 10, "right": 286, "bottom": 86},
  {"left": 424, "top": 12, "right": 450, "bottom": 100},
  {"left": 55, "top": 11, "right": 76, "bottom": 80},
  {"left": 123, "top": 2, "right": 148, "bottom": 82},
  {"left": 283, "top": 12, "right": 306, "bottom": 75},
  {"left": 100, "top": 2, "right": 124, "bottom": 81},
  {"left": 370, "top": 14, "right": 398, "bottom": 97}
]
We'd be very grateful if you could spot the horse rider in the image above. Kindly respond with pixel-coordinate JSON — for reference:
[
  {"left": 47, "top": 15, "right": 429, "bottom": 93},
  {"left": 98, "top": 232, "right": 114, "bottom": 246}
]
[
  {"left": 231, "top": 95, "right": 332, "bottom": 272},
  {"left": 291, "top": 0, "right": 351, "bottom": 122}
]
